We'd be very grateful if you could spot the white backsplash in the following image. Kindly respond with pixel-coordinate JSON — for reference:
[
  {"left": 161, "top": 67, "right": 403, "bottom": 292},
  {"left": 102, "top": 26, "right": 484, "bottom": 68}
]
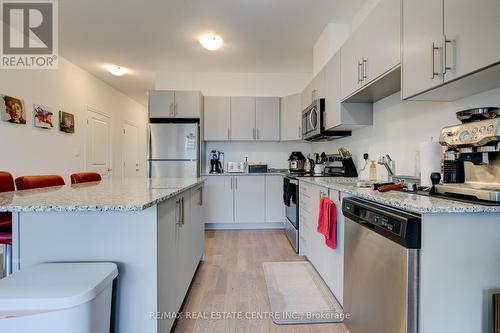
[{"left": 204, "top": 141, "right": 312, "bottom": 172}]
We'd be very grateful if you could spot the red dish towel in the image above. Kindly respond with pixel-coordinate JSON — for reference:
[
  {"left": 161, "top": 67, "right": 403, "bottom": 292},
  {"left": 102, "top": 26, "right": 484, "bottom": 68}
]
[{"left": 317, "top": 197, "right": 337, "bottom": 249}]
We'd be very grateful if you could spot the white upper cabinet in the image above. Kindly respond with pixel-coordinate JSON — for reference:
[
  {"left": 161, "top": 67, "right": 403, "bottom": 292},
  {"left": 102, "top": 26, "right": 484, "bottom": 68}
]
[
  {"left": 149, "top": 90, "right": 201, "bottom": 118},
  {"left": 203, "top": 96, "right": 231, "bottom": 141},
  {"left": 402, "top": 0, "right": 444, "bottom": 98},
  {"left": 233, "top": 176, "right": 266, "bottom": 223},
  {"left": 325, "top": 52, "right": 373, "bottom": 131},
  {"left": 174, "top": 91, "right": 202, "bottom": 118},
  {"left": 280, "top": 93, "right": 302, "bottom": 141},
  {"left": 149, "top": 90, "right": 175, "bottom": 118},
  {"left": 341, "top": 0, "right": 401, "bottom": 100},
  {"left": 443, "top": 0, "right": 500, "bottom": 81},
  {"left": 403, "top": 0, "right": 500, "bottom": 100},
  {"left": 230, "top": 97, "right": 256, "bottom": 141},
  {"left": 255, "top": 97, "right": 280, "bottom": 141},
  {"left": 302, "top": 70, "right": 325, "bottom": 109}
]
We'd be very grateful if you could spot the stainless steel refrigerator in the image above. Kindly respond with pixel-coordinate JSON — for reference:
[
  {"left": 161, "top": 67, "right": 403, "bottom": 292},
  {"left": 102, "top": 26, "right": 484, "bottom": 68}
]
[{"left": 148, "top": 123, "right": 200, "bottom": 178}]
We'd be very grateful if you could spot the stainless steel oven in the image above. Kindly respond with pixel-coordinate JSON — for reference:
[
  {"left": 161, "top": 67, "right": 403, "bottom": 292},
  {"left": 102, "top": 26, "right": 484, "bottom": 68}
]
[
  {"left": 302, "top": 98, "right": 351, "bottom": 142},
  {"left": 283, "top": 176, "right": 299, "bottom": 253}
]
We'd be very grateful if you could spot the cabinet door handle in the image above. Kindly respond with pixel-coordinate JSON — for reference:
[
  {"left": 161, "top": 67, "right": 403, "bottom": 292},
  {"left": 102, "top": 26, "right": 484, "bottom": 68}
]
[
  {"left": 176, "top": 199, "right": 181, "bottom": 226},
  {"left": 298, "top": 126, "right": 301, "bottom": 139},
  {"left": 362, "top": 58, "right": 367, "bottom": 81},
  {"left": 357, "top": 61, "right": 362, "bottom": 83},
  {"left": 443, "top": 35, "right": 454, "bottom": 75},
  {"left": 430, "top": 42, "right": 441, "bottom": 79},
  {"left": 181, "top": 197, "right": 185, "bottom": 225},
  {"left": 199, "top": 187, "right": 203, "bottom": 206}
]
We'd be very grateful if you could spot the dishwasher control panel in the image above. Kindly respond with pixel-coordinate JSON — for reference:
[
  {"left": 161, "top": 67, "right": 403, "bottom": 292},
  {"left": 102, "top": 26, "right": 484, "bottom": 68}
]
[{"left": 342, "top": 198, "right": 421, "bottom": 249}]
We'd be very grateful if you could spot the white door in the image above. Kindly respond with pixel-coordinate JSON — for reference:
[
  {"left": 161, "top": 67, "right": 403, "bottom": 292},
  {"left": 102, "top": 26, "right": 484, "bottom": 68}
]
[
  {"left": 203, "top": 176, "right": 234, "bottom": 223},
  {"left": 122, "top": 123, "right": 139, "bottom": 178},
  {"left": 230, "top": 97, "right": 255, "bottom": 141},
  {"left": 203, "top": 96, "right": 231, "bottom": 141},
  {"left": 255, "top": 97, "right": 280, "bottom": 141},
  {"left": 280, "top": 94, "right": 302, "bottom": 141},
  {"left": 149, "top": 90, "right": 175, "bottom": 118},
  {"left": 265, "top": 176, "right": 284, "bottom": 223},
  {"left": 174, "top": 91, "right": 201, "bottom": 118},
  {"left": 402, "top": 0, "right": 444, "bottom": 99},
  {"left": 234, "top": 176, "right": 265, "bottom": 223},
  {"left": 86, "top": 109, "right": 112, "bottom": 178},
  {"left": 443, "top": 0, "right": 500, "bottom": 81}
]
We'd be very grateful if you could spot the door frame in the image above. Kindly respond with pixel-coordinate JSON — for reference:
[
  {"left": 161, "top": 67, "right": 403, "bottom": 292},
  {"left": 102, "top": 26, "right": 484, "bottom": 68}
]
[
  {"left": 85, "top": 106, "right": 113, "bottom": 177},
  {"left": 121, "top": 120, "right": 140, "bottom": 179}
]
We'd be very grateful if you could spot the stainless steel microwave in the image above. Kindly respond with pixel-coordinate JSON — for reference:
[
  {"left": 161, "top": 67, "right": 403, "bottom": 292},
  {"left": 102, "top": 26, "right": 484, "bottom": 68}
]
[{"left": 301, "top": 99, "right": 351, "bottom": 142}]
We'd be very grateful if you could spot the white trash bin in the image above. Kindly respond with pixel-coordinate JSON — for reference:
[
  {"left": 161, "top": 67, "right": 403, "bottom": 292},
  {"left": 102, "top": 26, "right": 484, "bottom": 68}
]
[{"left": 0, "top": 262, "right": 118, "bottom": 333}]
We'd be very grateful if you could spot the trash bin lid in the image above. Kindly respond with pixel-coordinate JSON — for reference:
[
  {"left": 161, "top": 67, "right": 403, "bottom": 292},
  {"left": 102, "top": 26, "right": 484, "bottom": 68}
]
[{"left": 0, "top": 262, "right": 118, "bottom": 312}]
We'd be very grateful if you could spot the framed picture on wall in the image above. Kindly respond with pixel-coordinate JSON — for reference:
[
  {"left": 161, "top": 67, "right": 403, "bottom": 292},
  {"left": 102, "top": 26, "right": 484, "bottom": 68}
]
[
  {"left": 59, "top": 111, "right": 75, "bottom": 133},
  {"left": 33, "top": 104, "right": 54, "bottom": 129},
  {"left": 1, "top": 94, "right": 27, "bottom": 124}
]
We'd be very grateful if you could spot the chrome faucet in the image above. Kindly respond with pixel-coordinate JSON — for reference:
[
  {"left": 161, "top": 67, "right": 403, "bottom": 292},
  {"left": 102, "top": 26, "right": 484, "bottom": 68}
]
[{"left": 378, "top": 155, "right": 396, "bottom": 181}]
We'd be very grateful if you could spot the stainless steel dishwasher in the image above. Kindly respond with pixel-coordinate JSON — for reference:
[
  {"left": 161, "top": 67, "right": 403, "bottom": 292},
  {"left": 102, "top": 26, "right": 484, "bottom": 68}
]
[{"left": 342, "top": 197, "right": 421, "bottom": 333}]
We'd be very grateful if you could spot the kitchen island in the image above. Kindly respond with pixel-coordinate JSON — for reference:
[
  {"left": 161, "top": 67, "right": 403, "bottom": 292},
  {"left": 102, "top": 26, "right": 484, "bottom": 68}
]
[
  {"left": 0, "top": 177, "right": 205, "bottom": 333},
  {"left": 299, "top": 177, "right": 500, "bottom": 333}
]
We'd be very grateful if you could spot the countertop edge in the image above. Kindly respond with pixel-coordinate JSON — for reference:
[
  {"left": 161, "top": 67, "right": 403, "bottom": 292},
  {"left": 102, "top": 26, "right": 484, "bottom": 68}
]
[
  {"left": 1, "top": 179, "right": 205, "bottom": 213},
  {"left": 298, "top": 177, "right": 500, "bottom": 214}
]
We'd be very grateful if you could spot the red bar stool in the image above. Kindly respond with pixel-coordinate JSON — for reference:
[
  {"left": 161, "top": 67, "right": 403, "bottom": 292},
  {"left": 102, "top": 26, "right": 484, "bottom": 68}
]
[
  {"left": 15, "top": 175, "right": 65, "bottom": 190},
  {"left": 0, "top": 171, "right": 15, "bottom": 278},
  {"left": 70, "top": 172, "right": 102, "bottom": 184}
]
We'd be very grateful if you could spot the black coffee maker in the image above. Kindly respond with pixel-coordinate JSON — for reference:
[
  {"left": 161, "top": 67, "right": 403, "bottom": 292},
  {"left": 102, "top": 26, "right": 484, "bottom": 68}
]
[{"left": 209, "top": 150, "right": 223, "bottom": 174}]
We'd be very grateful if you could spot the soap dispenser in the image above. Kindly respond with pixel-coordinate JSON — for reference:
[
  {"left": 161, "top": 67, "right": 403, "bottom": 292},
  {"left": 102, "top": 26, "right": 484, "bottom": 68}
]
[{"left": 369, "top": 160, "right": 377, "bottom": 181}]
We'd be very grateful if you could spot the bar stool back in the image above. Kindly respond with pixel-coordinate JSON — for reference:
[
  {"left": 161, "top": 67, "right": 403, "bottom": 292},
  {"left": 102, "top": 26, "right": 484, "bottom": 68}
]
[
  {"left": 0, "top": 171, "right": 14, "bottom": 278},
  {"left": 15, "top": 175, "right": 65, "bottom": 190},
  {"left": 70, "top": 172, "right": 102, "bottom": 184}
]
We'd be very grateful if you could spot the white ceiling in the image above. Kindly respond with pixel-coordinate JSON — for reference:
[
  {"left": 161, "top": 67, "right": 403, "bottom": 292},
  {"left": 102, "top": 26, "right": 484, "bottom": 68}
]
[{"left": 59, "top": 0, "right": 366, "bottom": 105}]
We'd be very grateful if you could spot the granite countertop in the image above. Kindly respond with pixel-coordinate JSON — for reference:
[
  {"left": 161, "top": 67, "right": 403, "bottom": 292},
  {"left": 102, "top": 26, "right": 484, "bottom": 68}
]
[
  {"left": 299, "top": 177, "right": 500, "bottom": 214},
  {"left": 0, "top": 177, "right": 204, "bottom": 213}
]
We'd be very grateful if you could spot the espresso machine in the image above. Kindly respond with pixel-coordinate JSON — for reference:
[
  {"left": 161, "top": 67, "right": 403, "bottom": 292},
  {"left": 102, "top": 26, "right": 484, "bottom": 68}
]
[
  {"left": 209, "top": 150, "right": 224, "bottom": 174},
  {"left": 436, "top": 107, "right": 500, "bottom": 202}
]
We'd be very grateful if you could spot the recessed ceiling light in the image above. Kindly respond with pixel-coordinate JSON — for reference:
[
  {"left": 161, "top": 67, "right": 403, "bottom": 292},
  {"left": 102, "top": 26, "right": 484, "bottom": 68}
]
[
  {"left": 106, "top": 65, "right": 128, "bottom": 76},
  {"left": 199, "top": 33, "right": 223, "bottom": 51}
]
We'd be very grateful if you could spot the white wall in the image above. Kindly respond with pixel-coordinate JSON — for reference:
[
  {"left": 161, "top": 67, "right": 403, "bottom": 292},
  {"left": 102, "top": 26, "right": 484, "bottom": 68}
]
[
  {"left": 0, "top": 57, "right": 148, "bottom": 183},
  {"left": 312, "top": 88, "right": 500, "bottom": 180},
  {"left": 155, "top": 72, "right": 310, "bottom": 97},
  {"left": 205, "top": 141, "right": 311, "bottom": 172},
  {"left": 313, "top": 23, "right": 350, "bottom": 76}
]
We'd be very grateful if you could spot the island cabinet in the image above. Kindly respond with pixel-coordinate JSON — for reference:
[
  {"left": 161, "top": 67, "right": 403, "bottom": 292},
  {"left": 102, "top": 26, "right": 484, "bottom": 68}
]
[
  {"left": 402, "top": 0, "right": 500, "bottom": 100},
  {"left": 158, "top": 184, "right": 204, "bottom": 332},
  {"left": 9, "top": 179, "right": 205, "bottom": 333}
]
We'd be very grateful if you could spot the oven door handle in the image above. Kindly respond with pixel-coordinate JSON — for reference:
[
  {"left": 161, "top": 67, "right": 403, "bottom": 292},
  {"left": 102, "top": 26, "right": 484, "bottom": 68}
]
[{"left": 309, "top": 108, "right": 316, "bottom": 130}]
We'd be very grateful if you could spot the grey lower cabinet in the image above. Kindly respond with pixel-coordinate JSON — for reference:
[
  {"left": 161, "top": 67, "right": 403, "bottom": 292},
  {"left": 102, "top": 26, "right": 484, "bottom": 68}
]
[
  {"left": 203, "top": 175, "right": 284, "bottom": 224},
  {"left": 157, "top": 185, "right": 204, "bottom": 333}
]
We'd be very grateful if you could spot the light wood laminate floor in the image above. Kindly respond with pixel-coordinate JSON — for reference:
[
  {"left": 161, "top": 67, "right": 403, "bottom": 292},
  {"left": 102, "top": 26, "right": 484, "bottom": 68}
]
[{"left": 174, "top": 230, "right": 348, "bottom": 333}]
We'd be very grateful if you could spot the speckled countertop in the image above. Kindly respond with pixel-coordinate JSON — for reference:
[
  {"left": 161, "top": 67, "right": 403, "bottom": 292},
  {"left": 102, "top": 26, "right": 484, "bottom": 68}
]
[
  {"left": 299, "top": 177, "right": 500, "bottom": 214},
  {"left": 0, "top": 177, "right": 204, "bottom": 213}
]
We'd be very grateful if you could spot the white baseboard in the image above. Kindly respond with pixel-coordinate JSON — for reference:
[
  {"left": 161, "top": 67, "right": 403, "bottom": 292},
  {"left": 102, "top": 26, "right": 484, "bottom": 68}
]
[{"left": 205, "top": 222, "right": 285, "bottom": 230}]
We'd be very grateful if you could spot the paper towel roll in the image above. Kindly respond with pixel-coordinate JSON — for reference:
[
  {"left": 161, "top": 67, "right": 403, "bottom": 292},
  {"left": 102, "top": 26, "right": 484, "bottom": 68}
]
[{"left": 420, "top": 141, "right": 442, "bottom": 186}]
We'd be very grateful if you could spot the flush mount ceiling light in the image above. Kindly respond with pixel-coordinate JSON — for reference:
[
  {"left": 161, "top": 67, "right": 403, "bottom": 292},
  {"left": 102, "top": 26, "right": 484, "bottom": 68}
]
[
  {"left": 106, "top": 65, "right": 128, "bottom": 76},
  {"left": 199, "top": 33, "right": 223, "bottom": 51}
]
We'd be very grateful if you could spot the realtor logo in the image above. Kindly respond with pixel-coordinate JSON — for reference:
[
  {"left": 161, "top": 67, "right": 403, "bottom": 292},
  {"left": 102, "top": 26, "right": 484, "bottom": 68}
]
[{"left": 1, "top": 0, "right": 58, "bottom": 69}]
